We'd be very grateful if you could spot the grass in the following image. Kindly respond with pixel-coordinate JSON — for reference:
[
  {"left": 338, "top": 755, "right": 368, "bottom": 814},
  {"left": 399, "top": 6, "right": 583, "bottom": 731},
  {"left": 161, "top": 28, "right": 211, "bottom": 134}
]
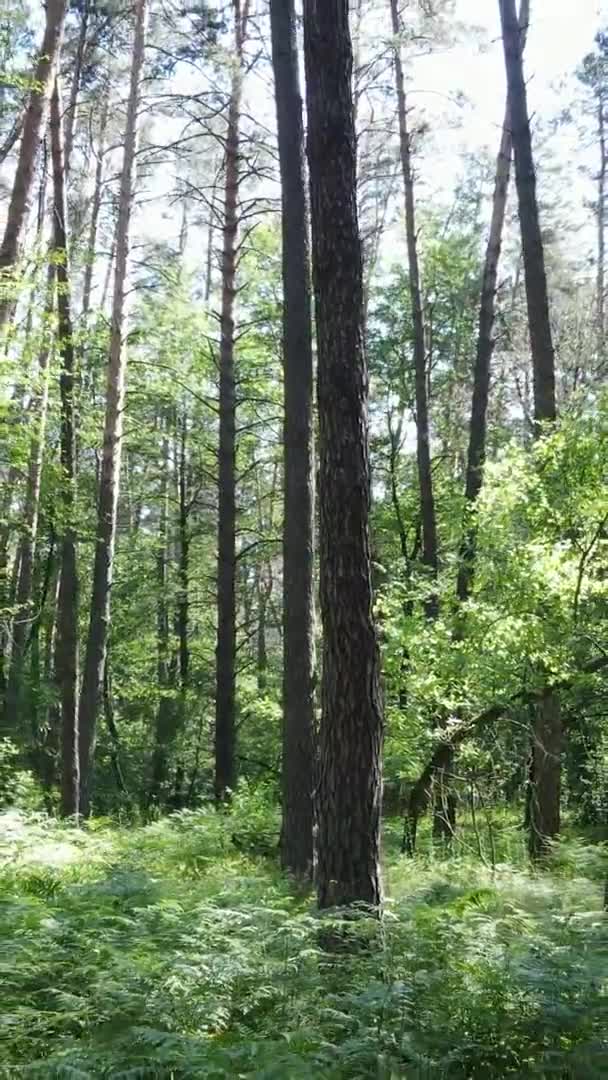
[{"left": 1, "top": 798, "right": 607, "bottom": 1078}]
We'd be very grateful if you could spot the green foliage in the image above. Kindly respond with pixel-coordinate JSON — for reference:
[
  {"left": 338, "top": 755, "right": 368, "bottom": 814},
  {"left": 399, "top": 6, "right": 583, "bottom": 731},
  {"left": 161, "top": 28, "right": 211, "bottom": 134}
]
[
  {"left": 0, "top": 739, "right": 42, "bottom": 809},
  {"left": 1, "top": 810, "right": 607, "bottom": 1078}
]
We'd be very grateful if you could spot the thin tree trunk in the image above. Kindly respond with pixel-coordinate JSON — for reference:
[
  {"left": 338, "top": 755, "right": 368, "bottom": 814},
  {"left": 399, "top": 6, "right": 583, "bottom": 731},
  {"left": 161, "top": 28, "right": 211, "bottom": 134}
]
[
  {"left": 204, "top": 170, "right": 218, "bottom": 304},
  {"left": 101, "top": 238, "right": 115, "bottom": 313},
  {"left": 270, "top": 0, "right": 315, "bottom": 878},
  {"left": 51, "top": 79, "right": 80, "bottom": 818},
  {"left": 255, "top": 566, "right": 268, "bottom": 692},
  {"left": 0, "top": 464, "right": 21, "bottom": 706},
  {"left": 597, "top": 87, "right": 606, "bottom": 359},
  {"left": 390, "top": 0, "right": 438, "bottom": 615},
  {"left": 81, "top": 90, "right": 109, "bottom": 321},
  {"left": 149, "top": 420, "right": 175, "bottom": 806},
  {"left": 391, "top": 0, "right": 447, "bottom": 833},
  {"left": 419, "top": 0, "right": 532, "bottom": 853},
  {"left": 44, "top": 562, "right": 61, "bottom": 793},
  {"left": 176, "top": 412, "right": 189, "bottom": 692},
  {"left": 304, "top": 0, "right": 383, "bottom": 909},
  {"left": 457, "top": 0, "right": 529, "bottom": 604},
  {"left": 5, "top": 264, "right": 54, "bottom": 725},
  {"left": 102, "top": 656, "right": 128, "bottom": 797},
  {"left": 0, "top": 110, "right": 24, "bottom": 167},
  {"left": 214, "top": 0, "right": 249, "bottom": 802},
  {"left": 499, "top": 0, "right": 556, "bottom": 430},
  {"left": 527, "top": 690, "right": 561, "bottom": 858},
  {"left": 63, "top": 0, "right": 89, "bottom": 176},
  {"left": 0, "top": 0, "right": 66, "bottom": 328},
  {"left": 78, "top": 0, "right": 148, "bottom": 817},
  {"left": 499, "top": 0, "right": 559, "bottom": 857}
]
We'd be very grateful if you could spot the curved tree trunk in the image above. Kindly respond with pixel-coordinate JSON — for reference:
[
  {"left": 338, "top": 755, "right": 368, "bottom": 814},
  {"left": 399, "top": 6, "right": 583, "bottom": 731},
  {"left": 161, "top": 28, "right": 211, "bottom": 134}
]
[
  {"left": 270, "top": 0, "right": 315, "bottom": 879},
  {"left": 78, "top": 0, "right": 148, "bottom": 816},
  {"left": 304, "top": 0, "right": 383, "bottom": 910},
  {"left": 0, "top": 0, "right": 66, "bottom": 329},
  {"left": 51, "top": 78, "right": 80, "bottom": 818}
]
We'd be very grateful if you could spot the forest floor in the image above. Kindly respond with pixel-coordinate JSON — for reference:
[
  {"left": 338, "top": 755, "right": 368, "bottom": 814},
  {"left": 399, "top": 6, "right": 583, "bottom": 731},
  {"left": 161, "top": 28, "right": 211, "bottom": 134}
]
[{"left": 1, "top": 799, "right": 607, "bottom": 1078}]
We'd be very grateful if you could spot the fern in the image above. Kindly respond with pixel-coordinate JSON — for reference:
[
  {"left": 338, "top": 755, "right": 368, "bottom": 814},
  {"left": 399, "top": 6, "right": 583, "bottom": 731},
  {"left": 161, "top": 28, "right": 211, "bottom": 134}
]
[{"left": 1, "top": 808, "right": 607, "bottom": 1078}]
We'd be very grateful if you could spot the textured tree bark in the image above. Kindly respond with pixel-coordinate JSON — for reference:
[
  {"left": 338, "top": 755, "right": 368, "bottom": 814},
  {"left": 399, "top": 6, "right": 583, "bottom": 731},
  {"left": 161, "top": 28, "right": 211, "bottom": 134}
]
[
  {"left": 0, "top": 0, "right": 66, "bottom": 329},
  {"left": 51, "top": 79, "right": 80, "bottom": 818},
  {"left": 78, "top": 0, "right": 147, "bottom": 816},
  {"left": 458, "top": 0, "right": 529, "bottom": 604},
  {"left": 270, "top": 0, "right": 315, "bottom": 879},
  {"left": 499, "top": 0, "right": 559, "bottom": 857},
  {"left": 214, "top": 0, "right": 249, "bottom": 802},
  {"left": 390, "top": 0, "right": 438, "bottom": 616},
  {"left": 304, "top": 0, "right": 383, "bottom": 909}
]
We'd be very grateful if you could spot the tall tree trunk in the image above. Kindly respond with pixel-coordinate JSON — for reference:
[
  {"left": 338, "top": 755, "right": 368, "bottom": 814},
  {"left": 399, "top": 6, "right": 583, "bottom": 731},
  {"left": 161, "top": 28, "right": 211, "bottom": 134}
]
[
  {"left": 78, "top": 0, "right": 148, "bottom": 817},
  {"left": 270, "top": 0, "right": 315, "bottom": 878},
  {"left": 391, "top": 0, "right": 447, "bottom": 834},
  {"left": 255, "top": 565, "right": 268, "bottom": 693},
  {"left": 43, "top": 561, "right": 61, "bottom": 792},
  {"left": 499, "top": 0, "right": 556, "bottom": 430},
  {"left": 597, "top": 87, "right": 606, "bottom": 359},
  {"left": 204, "top": 167, "right": 218, "bottom": 304},
  {"left": 457, "top": 0, "right": 529, "bottom": 604},
  {"left": 4, "top": 265, "right": 54, "bottom": 726},
  {"left": 51, "top": 79, "right": 80, "bottom": 818},
  {"left": 390, "top": 0, "right": 438, "bottom": 615},
  {"left": 0, "top": 460, "right": 21, "bottom": 707},
  {"left": 214, "top": 0, "right": 249, "bottom": 802},
  {"left": 149, "top": 420, "right": 174, "bottom": 806},
  {"left": 63, "top": 0, "right": 89, "bottom": 176},
  {"left": 81, "top": 90, "right": 109, "bottom": 321},
  {"left": 0, "top": 0, "right": 66, "bottom": 329},
  {"left": 304, "top": 0, "right": 383, "bottom": 909},
  {"left": 101, "top": 238, "right": 115, "bottom": 313},
  {"left": 418, "top": 0, "right": 531, "bottom": 855},
  {"left": 499, "top": 0, "right": 559, "bottom": 858},
  {"left": 176, "top": 412, "right": 189, "bottom": 692}
]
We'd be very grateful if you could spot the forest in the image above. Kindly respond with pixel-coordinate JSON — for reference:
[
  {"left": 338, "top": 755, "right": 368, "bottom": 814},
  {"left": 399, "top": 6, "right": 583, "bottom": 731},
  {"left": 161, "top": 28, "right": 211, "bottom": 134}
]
[{"left": 1, "top": 0, "right": 608, "bottom": 1074}]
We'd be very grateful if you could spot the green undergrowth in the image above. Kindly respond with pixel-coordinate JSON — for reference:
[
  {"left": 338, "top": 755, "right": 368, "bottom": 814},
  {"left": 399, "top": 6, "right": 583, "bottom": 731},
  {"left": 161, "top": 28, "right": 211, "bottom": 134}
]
[{"left": 1, "top": 800, "right": 607, "bottom": 1078}]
